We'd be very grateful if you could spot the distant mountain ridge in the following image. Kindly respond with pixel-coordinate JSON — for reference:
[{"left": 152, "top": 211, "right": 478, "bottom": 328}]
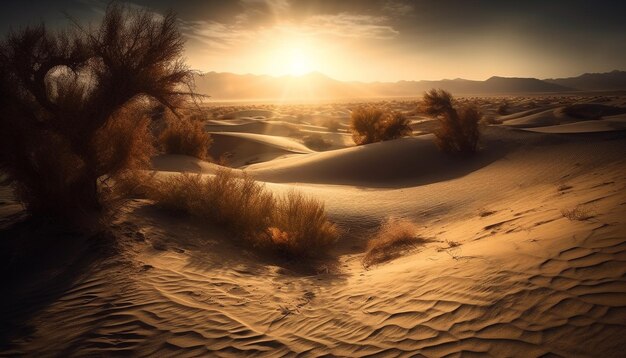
[
  {"left": 545, "top": 70, "right": 626, "bottom": 91},
  {"left": 193, "top": 70, "right": 626, "bottom": 101}
]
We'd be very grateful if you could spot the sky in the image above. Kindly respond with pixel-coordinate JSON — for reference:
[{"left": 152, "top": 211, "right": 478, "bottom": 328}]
[{"left": 1, "top": 0, "right": 625, "bottom": 82}]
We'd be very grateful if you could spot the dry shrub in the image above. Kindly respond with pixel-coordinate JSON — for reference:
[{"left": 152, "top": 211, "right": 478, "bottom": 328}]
[
  {"left": 303, "top": 133, "right": 332, "bottom": 151},
  {"left": 266, "top": 191, "right": 339, "bottom": 256},
  {"left": 149, "top": 169, "right": 338, "bottom": 257},
  {"left": 159, "top": 116, "right": 212, "bottom": 159},
  {"left": 382, "top": 112, "right": 413, "bottom": 140},
  {"left": 0, "top": 4, "right": 193, "bottom": 220},
  {"left": 350, "top": 107, "right": 411, "bottom": 145},
  {"left": 561, "top": 205, "right": 594, "bottom": 221},
  {"left": 363, "top": 218, "right": 428, "bottom": 267},
  {"left": 422, "top": 89, "right": 481, "bottom": 155},
  {"left": 110, "top": 170, "right": 157, "bottom": 199}
]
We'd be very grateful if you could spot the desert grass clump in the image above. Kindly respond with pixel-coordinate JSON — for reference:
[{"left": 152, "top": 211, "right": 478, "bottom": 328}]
[
  {"left": 265, "top": 191, "right": 339, "bottom": 256},
  {"left": 0, "top": 4, "right": 193, "bottom": 220},
  {"left": 350, "top": 107, "right": 412, "bottom": 145},
  {"left": 422, "top": 89, "right": 481, "bottom": 155},
  {"left": 149, "top": 170, "right": 339, "bottom": 257},
  {"left": 159, "top": 116, "right": 212, "bottom": 159},
  {"left": 363, "top": 218, "right": 428, "bottom": 267},
  {"left": 561, "top": 205, "right": 594, "bottom": 221}
]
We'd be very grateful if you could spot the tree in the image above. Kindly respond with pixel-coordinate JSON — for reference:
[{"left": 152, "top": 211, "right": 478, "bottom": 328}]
[
  {"left": 0, "top": 4, "right": 194, "bottom": 219},
  {"left": 422, "top": 89, "right": 480, "bottom": 154}
]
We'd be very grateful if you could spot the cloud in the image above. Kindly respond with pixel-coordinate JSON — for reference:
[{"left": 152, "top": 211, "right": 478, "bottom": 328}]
[
  {"left": 183, "top": 10, "right": 399, "bottom": 49},
  {"left": 181, "top": 20, "right": 253, "bottom": 50},
  {"left": 382, "top": 0, "right": 414, "bottom": 16},
  {"left": 303, "top": 13, "right": 399, "bottom": 39}
]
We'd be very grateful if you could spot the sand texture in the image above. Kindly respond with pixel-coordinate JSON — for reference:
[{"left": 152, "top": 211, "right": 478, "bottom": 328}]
[{"left": 2, "top": 94, "right": 626, "bottom": 357}]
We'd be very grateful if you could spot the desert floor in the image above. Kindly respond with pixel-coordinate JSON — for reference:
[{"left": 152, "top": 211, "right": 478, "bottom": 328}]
[{"left": 1, "top": 94, "right": 626, "bottom": 357}]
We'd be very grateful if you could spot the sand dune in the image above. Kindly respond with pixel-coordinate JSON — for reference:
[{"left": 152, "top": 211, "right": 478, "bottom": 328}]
[
  {"left": 2, "top": 95, "right": 626, "bottom": 357},
  {"left": 205, "top": 120, "right": 301, "bottom": 137},
  {"left": 524, "top": 115, "right": 626, "bottom": 133},
  {"left": 246, "top": 129, "right": 513, "bottom": 186},
  {"left": 208, "top": 132, "right": 313, "bottom": 167},
  {"left": 502, "top": 103, "right": 626, "bottom": 129},
  {"left": 220, "top": 109, "right": 275, "bottom": 119},
  {"left": 151, "top": 154, "right": 218, "bottom": 174}
]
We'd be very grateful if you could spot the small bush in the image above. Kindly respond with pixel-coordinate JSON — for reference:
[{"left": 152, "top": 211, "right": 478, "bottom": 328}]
[
  {"left": 303, "top": 133, "right": 332, "bottom": 151},
  {"left": 382, "top": 112, "right": 413, "bottom": 140},
  {"left": 159, "top": 117, "right": 212, "bottom": 159},
  {"left": 363, "top": 218, "right": 428, "bottom": 267},
  {"left": 265, "top": 191, "right": 339, "bottom": 256},
  {"left": 149, "top": 169, "right": 339, "bottom": 257},
  {"left": 350, "top": 107, "right": 412, "bottom": 145},
  {"left": 422, "top": 89, "right": 481, "bottom": 154}
]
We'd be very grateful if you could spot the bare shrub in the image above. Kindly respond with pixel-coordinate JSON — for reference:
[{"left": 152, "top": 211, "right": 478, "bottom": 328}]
[
  {"left": 382, "top": 112, "right": 412, "bottom": 140},
  {"left": 302, "top": 133, "right": 332, "bottom": 151},
  {"left": 350, "top": 107, "right": 412, "bottom": 145},
  {"left": 159, "top": 116, "right": 212, "bottom": 159},
  {"left": 0, "top": 5, "right": 193, "bottom": 220},
  {"left": 149, "top": 170, "right": 338, "bottom": 257},
  {"left": 109, "top": 170, "right": 156, "bottom": 199},
  {"left": 422, "top": 89, "right": 481, "bottom": 154},
  {"left": 363, "top": 218, "right": 428, "bottom": 267},
  {"left": 350, "top": 107, "right": 385, "bottom": 145},
  {"left": 265, "top": 191, "right": 339, "bottom": 256},
  {"left": 561, "top": 205, "right": 594, "bottom": 221}
]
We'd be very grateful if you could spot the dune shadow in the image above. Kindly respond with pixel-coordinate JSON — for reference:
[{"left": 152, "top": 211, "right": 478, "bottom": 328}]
[
  {"left": 0, "top": 219, "right": 114, "bottom": 351},
  {"left": 252, "top": 126, "right": 521, "bottom": 189}
]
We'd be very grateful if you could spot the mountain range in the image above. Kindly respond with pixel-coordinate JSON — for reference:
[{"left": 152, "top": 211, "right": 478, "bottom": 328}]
[{"left": 193, "top": 70, "right": 626, "bottom": 101}]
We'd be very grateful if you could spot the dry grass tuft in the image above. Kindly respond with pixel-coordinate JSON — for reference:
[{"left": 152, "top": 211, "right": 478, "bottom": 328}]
[
  {"left": 561, "top": 205, "right": 595, "bottom": 221},
  {"left": 159, "top": 116, "right": 212, "bottom": 159},
  {"left": 149, "top": 169, "right": 339, "bottom": 257},
  {"left": 264, "top": 191, "right": 339, "bottom": 256},
  {"left": 350, "top": 107, "right": 411, "bottom": 145},
  {"left": 422, "top": 89, "right": 481, "bottom": 155},
  {"left": 363, "top": 218, "right": 428, "bottom": 267}
]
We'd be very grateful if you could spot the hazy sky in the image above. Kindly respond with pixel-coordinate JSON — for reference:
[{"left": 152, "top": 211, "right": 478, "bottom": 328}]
[{"left": 2, "top": 0, "right": 625, "bottom": 81}]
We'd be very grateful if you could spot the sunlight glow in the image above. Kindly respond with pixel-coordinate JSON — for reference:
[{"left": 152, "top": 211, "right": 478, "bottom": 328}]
[{"left": 288, "top": 47, "right": 313, "bottom": 76}]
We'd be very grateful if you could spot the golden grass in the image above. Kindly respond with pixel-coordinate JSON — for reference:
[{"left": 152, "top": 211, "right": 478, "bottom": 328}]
[
  {"left": 159, "top": 117, "right": 212, "bottom": 160},
  {"left": 149, "top": 169, "right": 339, "bottom": 257},
  {"left": 363, "top": 218, "right": 429, "bottom": 267}
]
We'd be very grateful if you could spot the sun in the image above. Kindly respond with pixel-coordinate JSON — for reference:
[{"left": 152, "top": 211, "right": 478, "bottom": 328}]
[{"left": 286, "top": 47, "right": 314, "bottom": 76}]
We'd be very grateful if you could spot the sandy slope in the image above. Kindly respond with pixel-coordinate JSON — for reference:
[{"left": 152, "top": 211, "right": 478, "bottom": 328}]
[{"left": 1, "top": 97, "right": 626, "bottom": 357}]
